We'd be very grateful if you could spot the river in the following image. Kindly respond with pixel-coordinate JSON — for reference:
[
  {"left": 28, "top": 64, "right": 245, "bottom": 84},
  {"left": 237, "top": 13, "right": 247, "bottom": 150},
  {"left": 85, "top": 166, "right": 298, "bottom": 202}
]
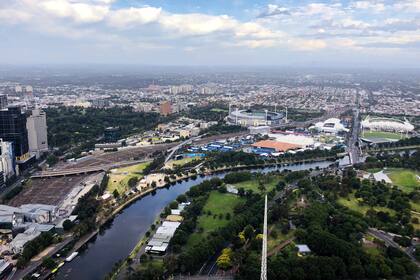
[{"left": 54, "top": 160, "right": 336, "bottom": 280}]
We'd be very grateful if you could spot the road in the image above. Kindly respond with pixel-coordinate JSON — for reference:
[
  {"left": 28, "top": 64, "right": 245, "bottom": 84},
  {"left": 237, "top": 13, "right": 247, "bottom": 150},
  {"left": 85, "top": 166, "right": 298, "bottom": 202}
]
[{"left": 11, "top": 236, "right": 74, "bottom": 280}]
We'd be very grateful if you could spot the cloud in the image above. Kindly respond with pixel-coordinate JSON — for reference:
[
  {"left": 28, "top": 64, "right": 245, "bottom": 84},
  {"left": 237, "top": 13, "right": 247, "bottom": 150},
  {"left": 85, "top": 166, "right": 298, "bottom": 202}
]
[
  {"left": 39, "top": 0, "right": 109, "bottom": 23},
  {"left": 257, "top": 4, "right": 290, "bottom": 18},
  {"left": 107, "top": 7, "right": 161, "bottom": 28},
  {"left": 350, "top": 1, "right": 385, "bottom": 13}
]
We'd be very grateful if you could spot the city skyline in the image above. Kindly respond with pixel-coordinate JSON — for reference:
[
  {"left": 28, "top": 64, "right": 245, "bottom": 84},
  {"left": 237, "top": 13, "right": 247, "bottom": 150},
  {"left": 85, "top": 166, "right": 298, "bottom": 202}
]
[{"left": 1, "top": 0, "right": 419, "bottom": 67}]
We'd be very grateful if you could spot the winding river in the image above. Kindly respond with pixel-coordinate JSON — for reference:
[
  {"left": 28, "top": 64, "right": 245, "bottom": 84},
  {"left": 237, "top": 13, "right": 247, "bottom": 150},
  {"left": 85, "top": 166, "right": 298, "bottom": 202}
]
[{"left": 55, "top": 160, "right": 337, "bottom": 280}]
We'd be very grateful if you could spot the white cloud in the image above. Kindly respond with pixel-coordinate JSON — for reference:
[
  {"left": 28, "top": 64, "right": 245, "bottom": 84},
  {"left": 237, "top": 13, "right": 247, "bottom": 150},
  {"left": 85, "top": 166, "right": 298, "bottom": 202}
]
[
  {"left": 107, "top": 7, "right": 161, "bottom": 28},
  {"left": 39, "top": 0, "right": 109, "bottom": 23}
]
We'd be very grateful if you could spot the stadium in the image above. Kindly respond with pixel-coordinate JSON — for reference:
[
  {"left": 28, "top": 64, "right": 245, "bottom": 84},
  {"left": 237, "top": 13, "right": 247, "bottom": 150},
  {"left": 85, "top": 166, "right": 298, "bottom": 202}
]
[
  {"left": 226, "top": 109, "right": 284, "bottom": 127},
  {"left": 361, "top": 116, "right": 415, "bottom": 143}
]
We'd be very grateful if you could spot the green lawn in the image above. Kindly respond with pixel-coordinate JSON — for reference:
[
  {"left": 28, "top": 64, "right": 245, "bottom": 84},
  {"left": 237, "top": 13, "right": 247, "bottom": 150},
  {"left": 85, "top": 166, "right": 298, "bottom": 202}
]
[
  {"left": 186, "top": 191, "right": 243, "bottom": 248},
  {"left": 210, "top": 108, "right": 228, "bottom": 113},
  {"left": 337, "top": 193, "right": 395, "bottom": 216},
  {"left": 362, "top": 130, "right": 405, "bottom": 140},
  {"left": 165, "top": 157, "right": 198, "bottom": 169},
  {"left": 107, "top": 162, "right": 150, "bottom": 194},
  {"left": 234, "top": 176, "right": 281, "bottom": 193},
  {"left": 386, "top": 168, "right": 420, "bottom": 193}
]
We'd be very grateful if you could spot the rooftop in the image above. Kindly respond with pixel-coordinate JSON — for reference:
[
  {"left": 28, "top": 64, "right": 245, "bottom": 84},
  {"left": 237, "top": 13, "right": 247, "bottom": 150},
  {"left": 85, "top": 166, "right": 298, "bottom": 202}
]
[{"left": 252, "top": 140, "right": 302, "bottom": 152}]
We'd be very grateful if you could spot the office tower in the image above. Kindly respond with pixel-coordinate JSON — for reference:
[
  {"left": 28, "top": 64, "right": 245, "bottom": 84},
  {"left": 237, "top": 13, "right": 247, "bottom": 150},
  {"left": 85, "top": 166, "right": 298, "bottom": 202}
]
[
  {"left": 104, "top": 127, "right": 120, "bottom": 143},
  {"left": 26, "top": 109, "right": 48, "bottom": 158},
  {"left": 0, "top": 106, "right": 29, "bottom": 160},
  {"left": 0, "top": 95, "right": 7, "bottom": 110}
]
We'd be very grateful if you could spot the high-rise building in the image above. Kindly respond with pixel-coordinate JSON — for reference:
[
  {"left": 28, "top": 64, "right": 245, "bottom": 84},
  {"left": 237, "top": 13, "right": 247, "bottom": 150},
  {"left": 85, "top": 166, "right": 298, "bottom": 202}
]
[
  {"left": 0, "top": 140, "right": 15, "bottom": 188},
  {"left": 0, "top": 106, "right": 29, "bottom": 160},
  {"left": 26, "top": 109, "right": 48, "bottom": 158},
  {"left": 159, "top": 101, "right": 172, "bottom": 116},
  {"left": 104, "top": 127, "right": 120, "bottom": 143},
  {"left": 0, "top": 95, "right": 8, "bottom": 110}
]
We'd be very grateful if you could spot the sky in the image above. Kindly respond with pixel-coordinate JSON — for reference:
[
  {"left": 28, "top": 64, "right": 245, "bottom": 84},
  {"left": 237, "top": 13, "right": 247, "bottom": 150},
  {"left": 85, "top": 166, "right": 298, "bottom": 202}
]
[{"left": 0, "top": 0, "right": 419, "bottom": 67}]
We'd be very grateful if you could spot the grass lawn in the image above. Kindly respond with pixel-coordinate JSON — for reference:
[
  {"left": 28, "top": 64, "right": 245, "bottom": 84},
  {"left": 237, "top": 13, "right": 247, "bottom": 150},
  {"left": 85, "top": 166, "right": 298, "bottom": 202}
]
[
  {"left": 235, "top": 175, "right": 281, "bottom": 193},
  {"left": 337, "top": 193, "right": 395, "bottom": 216},
  {"left": 107, "top": 162, "right": 150, "bottom": 194},
  {"left": 411, "top": 212, "right": 420, "bottom": 230},
  {"left": 165, "top": 157, "right": 198, "bottom": 169},
  {"left": 362, "top": 130, "right": 405, "bottom": 140},
  {"left": 186, "top": 191, "right": 243, "bottom": 248},
  {"left": 386, "top": 168, "right": 420, "bottom": 193}
]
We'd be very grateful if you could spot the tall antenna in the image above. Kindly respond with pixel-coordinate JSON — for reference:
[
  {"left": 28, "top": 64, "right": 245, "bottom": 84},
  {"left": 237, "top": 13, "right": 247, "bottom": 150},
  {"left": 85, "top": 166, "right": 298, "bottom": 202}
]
[
  {"left": 285, "top": 107, "right": 288, "bottom": 123},
  {"left": 260, "top": 195, "right": 268, "bottom": 280}
]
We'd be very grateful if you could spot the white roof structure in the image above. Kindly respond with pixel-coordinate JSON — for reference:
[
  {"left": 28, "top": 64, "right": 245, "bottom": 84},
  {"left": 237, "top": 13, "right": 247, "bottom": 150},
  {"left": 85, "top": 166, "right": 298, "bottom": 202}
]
[
  {"left": 269, "top": 133, "right": 315, "bottom": 147},
  {"left": 313, "top": 118, "right": 349, "bottom": 134},
  {"left": 373, "top": 171, "right": 392, "bottom": 184},
  {"left": 361, "top": 116, "right": 414, "bottom": 133},
  {"left": 296, "top": 244, "right": 311, "bottom": 254}
]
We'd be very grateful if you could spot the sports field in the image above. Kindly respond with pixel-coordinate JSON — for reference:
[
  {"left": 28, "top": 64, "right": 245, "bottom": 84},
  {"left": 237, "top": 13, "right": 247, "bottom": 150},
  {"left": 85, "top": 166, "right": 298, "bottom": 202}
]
[
  {"left": 107, "top": 162, "right": 150, "bottom": 194},
  {"left": 361, "top": 130, "right": 405, "bottom": 140},
  {"left": 186, "top": 191, "right": 243, "bottom": 248},
  {"left": 234, "top": 175, "right": 282, "bottom": 193},
  {"left": 386, "top": 168, "right": 420, "bottom": 193}
]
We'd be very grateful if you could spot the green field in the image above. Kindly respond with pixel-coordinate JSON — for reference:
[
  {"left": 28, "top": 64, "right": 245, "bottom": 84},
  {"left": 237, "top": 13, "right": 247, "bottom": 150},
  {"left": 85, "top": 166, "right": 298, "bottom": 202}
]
[
  {"left": 386, "top": 168, "right": 420, "bottom": 193},
  {"left": 165, "top": 157, "right": 198, "bottom": 169},
  {"left": 210, "top": 108, "right": 228, "bottom": 113},
  {"left": 186, "top": 191, "right": 243, "bottom": 248},
  {"left": 337, "top": 193, "right": 395, "bottom": 216},
  {"left": 235, "top": 176, "right": 281, "bottom": 193},
  {"left": 362, "top": 130, "right": 405, "bottom": 140},
  {"left": 107, "top": 162, "right": 150, "bottom": 194}
]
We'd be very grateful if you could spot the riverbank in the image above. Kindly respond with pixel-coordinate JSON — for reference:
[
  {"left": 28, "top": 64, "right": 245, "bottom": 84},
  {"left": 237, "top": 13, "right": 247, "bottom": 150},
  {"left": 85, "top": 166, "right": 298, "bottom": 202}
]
[{"left": 53, "top": 157, "right": 340, "bottom": 279}]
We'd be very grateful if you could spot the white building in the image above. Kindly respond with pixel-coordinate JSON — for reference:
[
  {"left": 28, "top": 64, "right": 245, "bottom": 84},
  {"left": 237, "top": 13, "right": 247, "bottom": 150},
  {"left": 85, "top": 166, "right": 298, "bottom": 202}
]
[
  {"left": 361, "top": 116, "right": 414, "bottom": 133},
  {"left": 0, "top": 140, "right": 15, "bottom": 187},
  {"left": 313, "top": 118, "right": 349, "bottom": 134},
  {"left": 26, "top": 109, "right": 48, "bottom": 158}
]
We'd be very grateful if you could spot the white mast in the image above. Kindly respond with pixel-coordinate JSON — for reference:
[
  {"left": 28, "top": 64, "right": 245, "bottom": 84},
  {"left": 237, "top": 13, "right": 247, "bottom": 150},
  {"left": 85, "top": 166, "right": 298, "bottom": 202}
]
[{"left": 260, "top": 195, "right": 268, "bottom": 280}]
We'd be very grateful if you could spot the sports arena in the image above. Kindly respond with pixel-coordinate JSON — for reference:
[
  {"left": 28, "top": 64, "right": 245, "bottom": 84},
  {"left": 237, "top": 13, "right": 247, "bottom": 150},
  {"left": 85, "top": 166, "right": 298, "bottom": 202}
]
[
  {"left": 226, "top": 109, "right": 284, "bottom": 127},
  {"left": 361, "top": 116, "right": 415, "bottom": 143}
]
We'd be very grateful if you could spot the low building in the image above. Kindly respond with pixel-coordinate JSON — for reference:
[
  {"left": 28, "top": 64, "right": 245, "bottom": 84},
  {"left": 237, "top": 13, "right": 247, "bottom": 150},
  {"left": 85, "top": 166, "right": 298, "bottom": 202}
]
[
  {"left": 296, "top": 244, "right": 311, "bottom": 256},
  {"left": 10, "top": 227, "right": 41, "bottom": 253},
  {"left": 252, "top": 140, "right": 302, "bottom": 153},
  {"left": 249, "top": 126, "right": 270, "bottom": 135}
]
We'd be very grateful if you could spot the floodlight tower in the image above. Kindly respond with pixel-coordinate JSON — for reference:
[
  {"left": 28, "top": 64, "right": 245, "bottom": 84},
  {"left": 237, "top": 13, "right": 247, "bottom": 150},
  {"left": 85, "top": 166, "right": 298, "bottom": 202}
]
[{"left": 265, "top": 109, "right": 268, "bottom": 126}]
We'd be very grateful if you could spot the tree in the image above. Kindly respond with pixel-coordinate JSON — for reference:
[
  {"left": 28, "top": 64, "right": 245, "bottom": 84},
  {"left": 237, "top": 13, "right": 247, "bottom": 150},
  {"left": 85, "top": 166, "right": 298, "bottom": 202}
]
[
  {"left": 113, "top": 189, "right": 119, "bottom": 199},
  {"left": 170, "top": 201, "right": 179, "bottom": 209},
  {"left": 127, "top": 177, "right": 139, "bottom": 188},
  {"left": 244, "top": 225, "right": 255, "bottom": 240},
  {"left": 63, "top": 219, "right": 74, "bottom": 231},
  {"left": 42, "top": 257, "right": 56, "bottom": 270},
  {"left": 176, "top": 194, "right": 187, "bottom": 203},
  {"left": 217, "top": 248, "right": 233, "bottom": 270},
  {"left": 151, "top": 181, "right": 157, "bottom": 188}
]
